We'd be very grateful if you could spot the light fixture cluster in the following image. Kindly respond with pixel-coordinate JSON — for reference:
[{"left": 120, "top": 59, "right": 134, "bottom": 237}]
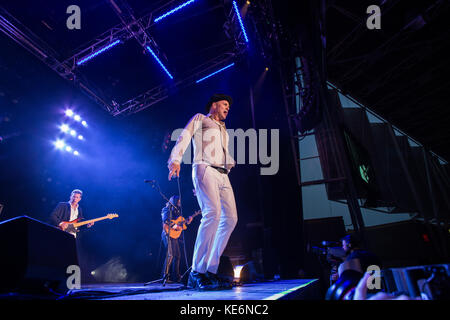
[{"left": 53, "top": 109, "right": 87, "bottom": 156}]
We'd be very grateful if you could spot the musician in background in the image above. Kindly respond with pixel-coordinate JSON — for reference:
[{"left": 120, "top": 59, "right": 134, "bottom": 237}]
[
  {"left": 50, "top": 189, "right": 94, "bottom": 237},
  {"left": 338, "top": 234, "right": 381, "bottom": 277},
  {"left": 161, "top": 195, "right": 192, "bottom": 283}
]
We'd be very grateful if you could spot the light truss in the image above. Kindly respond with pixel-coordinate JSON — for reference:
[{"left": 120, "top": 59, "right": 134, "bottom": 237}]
[
  {"left": 0, "top": 6, "right": 117, "bottom": 114},
  {"left": 76, "top": 39, "right": 121, "bottom": 66},
  {"left": 113, "top": 52, "right": 236, "bottom": 116},
  {"left": 0, "top": 1, "right": 249, "bottom": 117},
  {"left": 154, "top": 0, "right": 197, "bottom": 23}
]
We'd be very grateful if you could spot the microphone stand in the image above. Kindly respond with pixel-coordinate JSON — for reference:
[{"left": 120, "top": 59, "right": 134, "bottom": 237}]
[{"left": 144, "top": 179, "right": 180, "bottom": 287}]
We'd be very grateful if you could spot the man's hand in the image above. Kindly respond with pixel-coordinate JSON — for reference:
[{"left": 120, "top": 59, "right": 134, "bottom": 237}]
[
  {"left": 168, "top": 161, "right": 180, "bottom": 181},
  {"left": 353, "top": 272, "right": 421, "bottom": 300},
  {"left": 59, "top": 221, "right": 70, "bottom": 231},
  {"left": 187, "top": 216, "right": 193, "bottom": 224}
]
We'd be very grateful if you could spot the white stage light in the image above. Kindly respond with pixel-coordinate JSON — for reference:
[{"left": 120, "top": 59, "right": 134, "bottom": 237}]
[
  {"left": 60, "top": 124, "right": 69, "bottom": 133},
  {"left": 55, "top": 140, "right": 65, "bottom": 149}
]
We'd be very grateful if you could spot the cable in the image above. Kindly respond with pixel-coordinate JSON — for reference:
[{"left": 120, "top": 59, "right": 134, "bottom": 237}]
[{"left": 177, "top": 175, "right": 190, "bottom": 275}]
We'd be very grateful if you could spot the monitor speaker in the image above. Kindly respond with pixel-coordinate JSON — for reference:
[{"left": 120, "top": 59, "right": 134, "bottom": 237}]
[{"left": 0, "top": 215, "right": 78, "bottom": 294}]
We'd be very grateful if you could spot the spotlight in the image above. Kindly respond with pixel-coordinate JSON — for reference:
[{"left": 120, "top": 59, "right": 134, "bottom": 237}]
[
  {"left": 54, "top": 140, "right": 65, "bottom": 149},
  {"left": 73, "top": 150, "right": 79, "bottom": 156},
  {"left": 74, "top": 115, "right": 81, "bottom": 122},
  {"left": 65, "top": 146, "right": 72, "bottom": 152},
  {"left": 70, "top": 129, "right": 76, "bottom": 136},
  {"left": 78, "top": 135, "right": 84, "bottom": 140},
  {"left": 265, "top": 67, "right": 269, "bottom": 71},
  {"left": 65, "top": 109, "right": 74, "bottom": 117},
  {"left": 81, "top": 120, "right": 87, "bottom": 127},
  {"left": 246, "top": 1, "right": 251, "bottom": 4},
  {"left": 60, "top": 124, "right": 69, "bottom": 133},
  {"left": 234, "top": 265, "right": 244, "bottom": 280}
]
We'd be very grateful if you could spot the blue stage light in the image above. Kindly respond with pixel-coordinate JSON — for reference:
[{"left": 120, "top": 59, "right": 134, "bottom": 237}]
[
  {"left": 78, "top": 135, "right": 84, "bottom": 140},
  {"left": 76, "top": 39, "right": 121, "bottom": 66},
  {"left": 55, "top": 140, "right": 65, "bottom": 149},
  {"left": 60, "top": 124, "right": 69, "bottom": 133},
  {"left": 81, "top": 120, "right": 88, "bottom": 127},
  {"left": 65, "top": 109, "right": 74, "bottom": 117},
  {"left": 70, "top": 129, "right": 76, "bottom": 136},
  {"left": 74, "top": 115, "right": 81, "bottom": 122},
  {"left": 195, "top": 63, "right": 235, "bottom": 83},
  {"left": 154, "top": 0, "right": 196, "bottom": 23},
  {"left": 65, "top": 146, "right": 72, "bottom": 152},
  {"left": 232, "top": 1, "right": 249, "bottom": 43},
  {"left": 73, "top": 150, "right": 79, "bottom": 156},
  {"left": 146, "top": 46, "right": 174, "bottom": 79}
]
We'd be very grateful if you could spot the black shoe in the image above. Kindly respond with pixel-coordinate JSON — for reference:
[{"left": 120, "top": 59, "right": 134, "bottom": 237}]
[
  {"left": 206, "top": 272, "right": 233, "bottom": 290},
  {"left": 187, "top": 271, "right": 216, "bottom": 291}
]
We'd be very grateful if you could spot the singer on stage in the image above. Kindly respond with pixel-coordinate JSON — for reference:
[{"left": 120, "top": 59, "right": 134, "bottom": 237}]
[{"left": 168, "top": 94, "right": 237, "bottom": 290}]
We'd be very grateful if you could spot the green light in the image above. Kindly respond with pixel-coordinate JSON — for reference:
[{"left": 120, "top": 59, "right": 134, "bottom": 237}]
[{"left": 359, "top": 165, "right": 370, "bottom": 183}]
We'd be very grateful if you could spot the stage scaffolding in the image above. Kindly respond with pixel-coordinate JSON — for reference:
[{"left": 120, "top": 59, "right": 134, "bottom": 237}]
[{"left": 0, "top": 1, "right": 248, "bottom": 117}]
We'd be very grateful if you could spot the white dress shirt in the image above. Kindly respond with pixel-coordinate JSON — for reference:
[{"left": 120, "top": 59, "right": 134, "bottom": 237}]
[
  {"left": 168, "top": 113, "right": 235, "bottom": 171},
  {"left": 69, "top": 203, "right": 79, "bottom": 237}
]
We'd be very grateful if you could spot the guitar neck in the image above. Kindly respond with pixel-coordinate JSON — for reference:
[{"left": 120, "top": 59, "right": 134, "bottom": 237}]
[
  {"left": 73, "top": 216, "right": 110, "bottom": 227},
  {"left": 190, "top": 211, "right": 202, "bottom": 219}
]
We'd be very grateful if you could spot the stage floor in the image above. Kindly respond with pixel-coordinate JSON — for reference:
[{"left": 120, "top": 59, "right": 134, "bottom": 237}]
[{"left": 66, "top": 279, "right": 321, "bottom": 300}]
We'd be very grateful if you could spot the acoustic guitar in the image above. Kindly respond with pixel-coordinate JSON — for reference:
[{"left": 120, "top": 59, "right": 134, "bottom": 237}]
[
  {"left": 163, "top": 210, "right": 201, "bottom": 239},
  {"left": 61, "top": 213, "right": 119, "bottom": 234}
]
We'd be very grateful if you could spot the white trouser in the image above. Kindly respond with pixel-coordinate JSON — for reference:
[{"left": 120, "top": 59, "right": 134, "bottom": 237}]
[{"left": 191, "top": 165, "right": 238, "bottom": 274}]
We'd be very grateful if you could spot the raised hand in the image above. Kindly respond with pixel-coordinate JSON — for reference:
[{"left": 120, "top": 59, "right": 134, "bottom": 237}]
[{"left": 168, "top": 161, "right": 180, "bottom": 181}]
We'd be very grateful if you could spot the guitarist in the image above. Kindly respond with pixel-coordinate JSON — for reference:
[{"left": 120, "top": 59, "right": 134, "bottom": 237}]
[
  {"left": 161, "top": 195, "right": 192, "bottom": 283},
  {"left": 50, "top": 189, "right": 94, "bottom": 237}
]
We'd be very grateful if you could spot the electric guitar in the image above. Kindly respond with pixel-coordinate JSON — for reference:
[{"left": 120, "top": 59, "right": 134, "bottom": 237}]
[
  {"left": 163, "top": 210, "right": 201, "bottom": 239},
  {"left": 60, "top": 213, "right": 119, "bottom": 234}
]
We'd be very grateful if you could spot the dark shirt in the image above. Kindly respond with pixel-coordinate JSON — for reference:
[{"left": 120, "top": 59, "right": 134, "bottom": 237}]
[
  {"left": 346, "top": 249, "right": 382, "bottom": 273},
  {"left": 161, "top": 205, "right": 181, "bottom": 224},
  {"left": 50, "top": 202, "right": 84, "bottom": 226}
]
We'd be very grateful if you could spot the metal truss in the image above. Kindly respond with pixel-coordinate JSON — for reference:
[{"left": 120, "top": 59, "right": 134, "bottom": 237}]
[
  {"left": 0, "top": 6, "right": 116, "bottom": 113},
  {"left": 113, "top": 52, "right": 236, "bottom": 116},
  {"left": 109, "top": 0, "right": 248, "bottom": 116},
  {"left": 224, "top": 1, "right": 249, "bottom": 57},
  {"left": 0, "top": 0, "right": 248, "bottom": 117}
]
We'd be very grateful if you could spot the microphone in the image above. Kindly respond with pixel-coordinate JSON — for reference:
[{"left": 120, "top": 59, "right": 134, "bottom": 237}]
[
  {"left": 322, "top": 241, "right": 340, "bottom": 247},
  {"left": 144, "top": 179, "right": 156, "bottom": 183}
]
